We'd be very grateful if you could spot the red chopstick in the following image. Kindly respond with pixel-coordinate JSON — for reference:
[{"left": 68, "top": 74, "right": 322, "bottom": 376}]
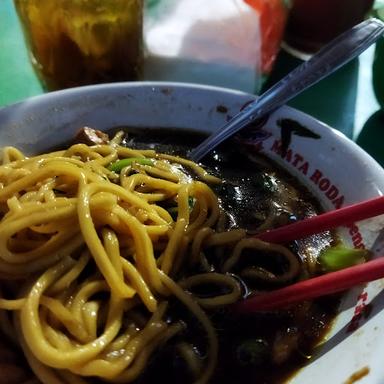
[
  {"left": 235, "top": 256, "right": 384, "bottom": 313},
  {"left": 256, "top": 195, "right": 384, "bottom": 244}
]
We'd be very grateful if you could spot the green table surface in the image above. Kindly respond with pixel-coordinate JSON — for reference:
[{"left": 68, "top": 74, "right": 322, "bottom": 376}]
[{"left": 1, "top": 1, "right": 383, "bottom": 166}]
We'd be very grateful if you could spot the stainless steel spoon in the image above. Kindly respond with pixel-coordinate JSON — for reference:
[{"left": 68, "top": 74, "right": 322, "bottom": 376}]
[{"left": 189, "top": 18, "right": 384, "bottom": 162}]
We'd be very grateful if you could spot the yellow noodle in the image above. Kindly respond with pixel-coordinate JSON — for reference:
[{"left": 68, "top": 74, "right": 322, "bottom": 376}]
[
  {"left": 160, "top": 272, "right": 218, "bottom": 384},
  {"left": 190, "top": 227, "right": 215, "bottom": 265},
  {"left": 0, "top": 136, "right": 303, "bottom": 384},
  {"left": 222, "top": 237, "right": 301, "bottom": 283},
  {"left": 141, "top": 163, "right": 181, "bottom": 183},
  {"left": 81, "top": 301, "right": 100, "bottom": 341},
  {"left": 180, "top": 273, "right": 242, "bottom": 309},
  {"left": 158, "top": 153, "right": 221, "bottom": 184},
  {"left": 205, "top": 229, "right": 247, "bottom": 246},
  {"left": 111, "top": 323, "right": 184, "bottom": 383},
  {"left": 0, "top": 297, "right": 26, "bottom": 310},
  {"left": 161, "top": 218, "right": 187, "bottom": 275},
  {"left": 1, "top": 146, "right": 26, "bottom": 163},
  {"left": 47, "top": 252, "right": 90, "bottom": 295},
  {"left": 121, "top": 259, "right": 157, "bottom": 312},
  {"left": 40, "top": 296, "right": 89, "bottom": 342},
  {"left": 177, "top": 342, "right": 203, "bottom": 379}
]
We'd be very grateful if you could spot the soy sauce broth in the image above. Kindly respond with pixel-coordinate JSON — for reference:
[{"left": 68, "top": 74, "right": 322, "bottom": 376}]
[
  {"left": 117, "top": 127, "right": 341, "bottom": 384},
  {"left": 9, "top": 126, "right": 340, "bottom": 384}
]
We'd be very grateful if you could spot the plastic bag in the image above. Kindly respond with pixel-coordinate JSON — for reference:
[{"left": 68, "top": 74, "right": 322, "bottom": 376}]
[{"left": 143, "top": 0, "right": 287, "bottom": 93}]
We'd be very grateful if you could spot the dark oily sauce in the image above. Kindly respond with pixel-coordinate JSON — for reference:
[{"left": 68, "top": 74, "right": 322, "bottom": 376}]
[
  {"left": 120, "top": 127, "right": 340, "bottom": 384},
  {"left": 0, "top": 127, "right": 341, "bottom": 384}
]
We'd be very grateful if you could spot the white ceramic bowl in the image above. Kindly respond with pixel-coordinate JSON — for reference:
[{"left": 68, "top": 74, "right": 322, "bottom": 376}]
[{"left": 1, "top": 82, "right": 384, "bottom": 384}]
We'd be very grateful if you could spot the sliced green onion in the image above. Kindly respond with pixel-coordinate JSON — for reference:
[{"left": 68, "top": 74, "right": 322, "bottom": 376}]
[
  {"left": 108, "top": 158, "right": 154, "bottom": 173},
  {"left": 319, "top": 245, "right": 370, "bottom": 272},
  {"left": 167, "top": 197, "right": 196, "bottom": 220}
]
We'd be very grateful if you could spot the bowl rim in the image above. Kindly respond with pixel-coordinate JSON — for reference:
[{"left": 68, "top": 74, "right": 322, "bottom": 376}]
[{"left": 1, "top": 80, "right": 383, "bottom": 175}]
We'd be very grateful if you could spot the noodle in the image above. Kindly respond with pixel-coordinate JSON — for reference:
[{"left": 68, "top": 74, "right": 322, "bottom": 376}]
[{"left": 0, "top": 133, "right": 301, "bottom": 383}]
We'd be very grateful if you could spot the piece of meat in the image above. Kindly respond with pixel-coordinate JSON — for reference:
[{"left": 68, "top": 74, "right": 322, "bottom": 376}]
[{"left": 74, "top": 126, "right": 110, "bottom": 145}]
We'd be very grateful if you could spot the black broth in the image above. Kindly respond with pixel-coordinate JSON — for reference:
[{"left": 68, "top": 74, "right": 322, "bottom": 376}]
[
  {"left": 0, "top": 128, "right": 341, "bottom": 384},
  {"left": 117, "top": 127, "right": 340, "bottom": 384}
]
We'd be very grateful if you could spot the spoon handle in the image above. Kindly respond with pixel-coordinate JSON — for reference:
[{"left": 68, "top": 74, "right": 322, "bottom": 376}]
[{"left": 189, "top": 18, "right": 384, "bottom": 162}]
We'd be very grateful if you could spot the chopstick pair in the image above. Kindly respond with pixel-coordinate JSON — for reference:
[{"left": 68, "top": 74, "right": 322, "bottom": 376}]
[
  {"left": 235, "top": 256, "right": 384, "bottom": 313},
  {"left": 235, "top": 195, "right": 384, "bottom": 313},
  {"left": 255, "top": 195, "right": 384, "bottom": 244}
]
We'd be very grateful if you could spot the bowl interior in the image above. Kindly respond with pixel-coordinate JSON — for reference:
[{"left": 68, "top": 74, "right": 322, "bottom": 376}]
[{"left": 1, "top": 82, "right": 384, "bottom": 383}]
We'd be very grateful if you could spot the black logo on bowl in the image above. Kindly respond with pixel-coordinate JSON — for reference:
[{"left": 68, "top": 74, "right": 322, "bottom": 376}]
[{"left": 277, "top": 118, "right": 321, "bottom": 156}]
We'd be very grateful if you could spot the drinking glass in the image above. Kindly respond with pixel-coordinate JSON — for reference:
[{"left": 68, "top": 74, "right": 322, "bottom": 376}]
[{"left": 14, "top": 0, "right": 143, "bottom": 90}]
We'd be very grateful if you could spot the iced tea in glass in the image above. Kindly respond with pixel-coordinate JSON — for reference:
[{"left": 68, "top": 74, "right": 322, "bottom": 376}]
[{"left": 14, "top": 0, "right": 143, "bottom": 90}]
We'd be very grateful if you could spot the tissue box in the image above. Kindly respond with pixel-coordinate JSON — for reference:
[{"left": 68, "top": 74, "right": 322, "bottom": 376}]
[{"left": 143, "top": 0, "right": 287, "bottom": 94}]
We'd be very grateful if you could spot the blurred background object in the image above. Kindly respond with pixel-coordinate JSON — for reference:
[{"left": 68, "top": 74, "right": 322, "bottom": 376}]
[
  {"left": 373, "top": 35, "right": 384, "bottom": 107},
  {"left": 356, "top": 0, "right": 384, "bottom": 167},
  {"left": 0, "top": 1, "right": 43, "bottom": 105},
  {"left": 14, "top": 0, "right": 143, "bottom": 90},
  {"left": 0, "top": 0, "right": 382, "bottom": 169},
  {"left": 264, "top": 0, "right": 376, "bottom": 140},
  {"left": 244, "top": 0, "right": 288, "bottom": 75},
  {"left": 284, "top": 0, "right": 374, "bottom": 54},
  {"left": 372, "top": 0, "right": 384, "bottom": 107},
  {"left": 143, "top": 0, "right": 288, "bottom": 93}
]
